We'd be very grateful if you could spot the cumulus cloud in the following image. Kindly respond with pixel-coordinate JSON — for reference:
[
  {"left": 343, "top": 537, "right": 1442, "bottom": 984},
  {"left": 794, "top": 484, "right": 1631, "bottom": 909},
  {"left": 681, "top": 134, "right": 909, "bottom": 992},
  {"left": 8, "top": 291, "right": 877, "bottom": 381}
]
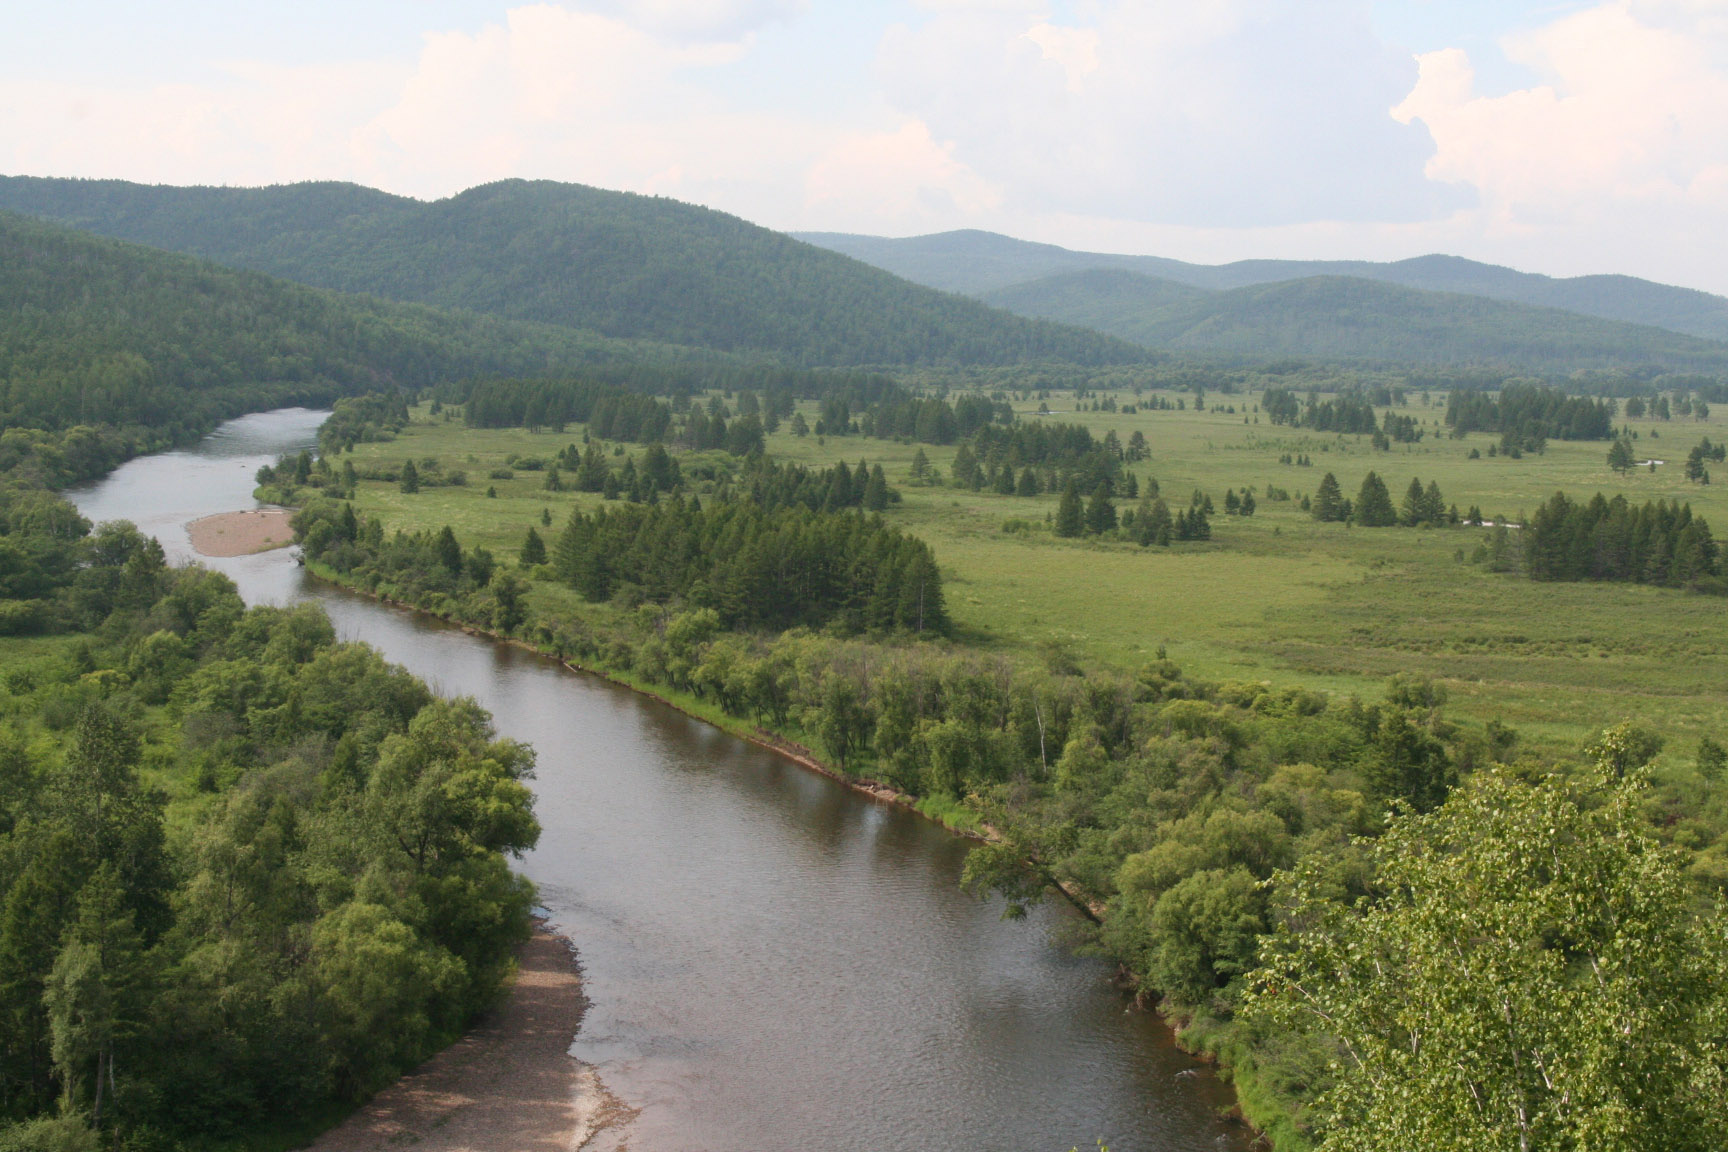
[
  {"left": 0, "top": 5, "right": 828, "bottom": 208},
  {"left": 1391, "top": 0, "right": 1728, "bottom": 283},
  {"left": 804, "top": 120, "right": 1003, "bottom": 231},
  {"left": 877, "top": 0, "right": 1469, "bottom": 226}
]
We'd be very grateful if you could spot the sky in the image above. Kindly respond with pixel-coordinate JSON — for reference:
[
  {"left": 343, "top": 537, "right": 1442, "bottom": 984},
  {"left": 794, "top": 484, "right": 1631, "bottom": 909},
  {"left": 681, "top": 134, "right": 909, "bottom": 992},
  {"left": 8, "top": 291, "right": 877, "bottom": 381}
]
[{"left": 4, "top": 0, "right": 1728, "bottom": 292}]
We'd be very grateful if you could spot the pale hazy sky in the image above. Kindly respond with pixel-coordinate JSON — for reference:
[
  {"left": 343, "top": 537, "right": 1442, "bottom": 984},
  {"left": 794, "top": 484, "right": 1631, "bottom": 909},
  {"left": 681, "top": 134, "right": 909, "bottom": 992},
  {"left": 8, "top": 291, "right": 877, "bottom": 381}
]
[{"left": 6, "top": 1, "right": 1728, "bottom": 292}]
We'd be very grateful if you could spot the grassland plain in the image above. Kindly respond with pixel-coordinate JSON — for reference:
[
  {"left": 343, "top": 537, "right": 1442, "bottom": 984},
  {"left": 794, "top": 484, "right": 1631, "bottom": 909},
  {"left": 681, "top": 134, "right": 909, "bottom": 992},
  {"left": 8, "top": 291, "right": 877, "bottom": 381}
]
[{"left": 333, "top": 394, "right": 1728, "bottom": 772}]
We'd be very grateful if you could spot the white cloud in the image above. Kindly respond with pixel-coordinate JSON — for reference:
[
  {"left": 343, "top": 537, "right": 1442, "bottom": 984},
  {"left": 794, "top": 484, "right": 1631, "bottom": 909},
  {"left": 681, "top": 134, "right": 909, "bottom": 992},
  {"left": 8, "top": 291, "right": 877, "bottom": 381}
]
[
  {"left": 577, "top": 0, "right": 809, "bottom": 41},
  {"left": 1391, "top": 0, "right": 1728, "bottom": 284},
  {"left": 878, "top": 0, "right": 1469, "bottom": 227},
  {"left": 0, "top": 5, "right": 826, "bottom": 208},
  {"left": 1022, "top": 23, "right": 1100, "bottom": 93},
  {"left": 804, "top": 119, "right": 1003, "bottom": 231}
]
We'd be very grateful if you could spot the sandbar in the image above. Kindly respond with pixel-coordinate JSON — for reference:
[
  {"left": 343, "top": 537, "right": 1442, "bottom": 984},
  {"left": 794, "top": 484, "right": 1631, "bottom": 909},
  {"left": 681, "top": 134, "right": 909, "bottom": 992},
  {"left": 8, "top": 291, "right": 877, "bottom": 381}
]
[
  {"left": 304, "top": 925, "right": 630, "bottom": 1152},
  {"left": 186, "top": 509, "right": 296, "bottom": 557}
]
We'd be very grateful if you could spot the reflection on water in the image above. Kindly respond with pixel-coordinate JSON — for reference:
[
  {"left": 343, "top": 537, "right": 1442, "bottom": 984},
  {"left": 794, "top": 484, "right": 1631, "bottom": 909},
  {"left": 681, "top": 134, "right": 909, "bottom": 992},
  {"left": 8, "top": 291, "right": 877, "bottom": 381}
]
[{"left": 69, "top": 411, "right": 1250, "bottom": 1152}]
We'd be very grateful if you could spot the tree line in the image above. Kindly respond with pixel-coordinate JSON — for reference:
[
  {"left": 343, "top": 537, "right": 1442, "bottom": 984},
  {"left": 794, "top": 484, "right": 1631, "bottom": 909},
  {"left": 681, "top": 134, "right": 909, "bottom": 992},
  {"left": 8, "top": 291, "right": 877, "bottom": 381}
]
[
  {"left": 0, "top": 497, "right": 537, "bottom": 1149},
  {"left": 294, "top": 451, "right": 940, "bottom": 636},
  {"left": 1310, "top": 471, "right": 1452, "bottom": 527},
  {"left": 1517, "top": 491, "right": 1722, "bottom": 590},
  {"left": 1446, "top": 383, "right": 1615, "bottom": 451},
  {"left": 464, "top": 378, "right": 673, "bottom": 442}
]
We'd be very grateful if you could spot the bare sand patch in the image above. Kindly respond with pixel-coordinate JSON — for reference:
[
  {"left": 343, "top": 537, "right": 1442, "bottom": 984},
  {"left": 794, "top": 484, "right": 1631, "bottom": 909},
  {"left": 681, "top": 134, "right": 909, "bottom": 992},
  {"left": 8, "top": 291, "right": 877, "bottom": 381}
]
[
  {"left": 186, "top": 509, "right": 296, "bottom": 557},
  {"left": 305, "top": 925, "right": 631, "bottom": 1152}
]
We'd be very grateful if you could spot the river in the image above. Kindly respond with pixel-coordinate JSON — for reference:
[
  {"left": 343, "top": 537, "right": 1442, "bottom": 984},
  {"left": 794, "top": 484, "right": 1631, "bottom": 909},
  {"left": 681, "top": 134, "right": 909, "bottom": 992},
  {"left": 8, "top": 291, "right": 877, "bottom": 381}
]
[{"left": 69, "top": 409, "right": 1249, "bottom": 1152}]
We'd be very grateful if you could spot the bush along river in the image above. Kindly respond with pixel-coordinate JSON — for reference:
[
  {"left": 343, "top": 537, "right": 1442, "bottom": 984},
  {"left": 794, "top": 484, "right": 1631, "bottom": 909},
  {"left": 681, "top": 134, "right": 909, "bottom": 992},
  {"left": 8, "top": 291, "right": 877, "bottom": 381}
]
[{"left": 69, "top": 408, "right": 1252, "bottom": 1152}]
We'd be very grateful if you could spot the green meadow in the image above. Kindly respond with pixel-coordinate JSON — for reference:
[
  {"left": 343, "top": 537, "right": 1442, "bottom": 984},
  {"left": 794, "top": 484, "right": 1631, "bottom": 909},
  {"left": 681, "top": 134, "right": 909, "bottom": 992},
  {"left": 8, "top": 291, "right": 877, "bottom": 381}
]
[{"left": 336, "top": 393, "right": 1728, "bottom": 765}]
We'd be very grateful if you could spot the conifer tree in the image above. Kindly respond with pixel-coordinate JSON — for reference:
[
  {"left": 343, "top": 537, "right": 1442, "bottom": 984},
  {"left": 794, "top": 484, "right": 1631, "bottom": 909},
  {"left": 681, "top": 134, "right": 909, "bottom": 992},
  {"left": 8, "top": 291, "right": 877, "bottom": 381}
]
[
  {"left": 909, "top": 447, "right": 931, "bottom": 484},
  {"left": 1354, "top": 472, "right": 1398, "bottom": 526},
  {"left": 1085, "top": 483, "right": 1117, "bottom": 535},
  {"left": 433, "top": 526, "right": 463, "bottom": 573},
  {"left": 1422, "top": 481, "right": 1445, "bottom": 524},
  {"left": 1313, "top": 472, "right": 1344, "bottom": 521},
  {"left": 863, "top": 465, "right": 889, "bottom": 512},
  {"left": 1401, "top": 477, "right": 1427, "bottom": 526},
  {"left": 400, "top": 459, "right": 420, "bottom": 494},
  {"left": 520, "top": 527, "right": 547, "bottom": 567},
  {"left": 1055, "top": 480, "right": 1084, "bottom": 538}
]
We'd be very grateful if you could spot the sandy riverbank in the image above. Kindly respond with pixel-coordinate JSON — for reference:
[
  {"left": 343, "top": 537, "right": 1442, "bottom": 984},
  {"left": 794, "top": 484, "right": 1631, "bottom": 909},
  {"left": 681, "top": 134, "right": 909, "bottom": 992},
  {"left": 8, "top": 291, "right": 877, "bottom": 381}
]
[
  {"left": 186, "top": 508, "right": 296, "bottom": 556},
  {"left": 304, "top": 924, "right": 634, "bottom": 1152}
]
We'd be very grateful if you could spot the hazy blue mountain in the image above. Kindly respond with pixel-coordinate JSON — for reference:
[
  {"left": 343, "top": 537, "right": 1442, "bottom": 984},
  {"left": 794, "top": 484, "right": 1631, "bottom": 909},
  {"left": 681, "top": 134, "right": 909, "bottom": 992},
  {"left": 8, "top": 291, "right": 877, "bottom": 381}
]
[
  {"left": 796, "top": 229, "right": 1728, "bottom": 344},
  {"left": 981, "top": 270, "right": 1728, "bottom": 373},
  {"left": 0, "top": 177, "right": 1145, "bottom": 368}
]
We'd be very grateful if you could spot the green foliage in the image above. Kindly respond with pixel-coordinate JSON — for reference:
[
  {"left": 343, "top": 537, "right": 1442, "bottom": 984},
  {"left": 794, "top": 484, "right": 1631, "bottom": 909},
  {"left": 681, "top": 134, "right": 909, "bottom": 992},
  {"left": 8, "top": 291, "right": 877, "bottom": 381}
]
[
  {"left": 1350, "top": 473, "right": 1397, "bottom": 527},
  {"left": 1519, "top": 490, "right": 1722, "bottom": 590},
  {"left": 1249, "top": 765, "right": 1728, "bottom": 1150},
  {"left": 968, "top": 420, "right": 1123, "bottom": 497},
  {"left": 1447, "top": 383, "right": 1615, "bottom": 451},
  {"left": 0, "top": 211, "right": 648, "bottom": 476},
  {"left": 548, "top": 498, "right": 946, "bottom": 634},
  {"left": 1310, "top": 472, "right": 1346, "bottom": 523},
  {"left": 0, "top": 540, "right": 537, "bottom": 1144},
  {"left": 1054, "top": 481, "right": 1084, "bottom": 538},
  {"left": 0, "top": 178, "right": 1144, "bottom": 368},
  {"left": 977, "top": 270, "right": 1728, "bottom": 373},
  {"left": 1608, "top": 436, "right": 1636, "bottom": 473}
]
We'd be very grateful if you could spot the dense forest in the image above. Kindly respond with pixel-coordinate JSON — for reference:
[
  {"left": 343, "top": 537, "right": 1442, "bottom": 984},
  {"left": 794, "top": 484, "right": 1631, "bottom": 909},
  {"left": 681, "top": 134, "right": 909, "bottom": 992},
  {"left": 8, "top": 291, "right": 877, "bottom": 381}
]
[
  {"left": 455, "top": 370, "right": 1020, "bottom": 454},
  {"left": 0, "top": 490, "right": 538, "bottom": 1149},
  {"left": 1446, "top": 383, "right": 1616, "bottom": 451},
  {"left": 464, "top": 379, "right": 674, "bottom": 442},
  {"left": 0, "top": 212, "right": 680, "bottom": 483},
  {"left": 799, "top": 228, "right": 1728, "bottom": 344},
  {"left": 0, "top": 178, "right": 1147, "bottom": 369},
  {"left": 1506, "top": 491, "right": 1723, "bottom": 590},
  {"left": 960, "top": 420, "right": 1126, "bottom": 496},
  {"left": 292, "top": 451, "right": 943, "bottom": 636},
  {"left": 975, "top": 269, "right": 1728, "bottom": 374}
]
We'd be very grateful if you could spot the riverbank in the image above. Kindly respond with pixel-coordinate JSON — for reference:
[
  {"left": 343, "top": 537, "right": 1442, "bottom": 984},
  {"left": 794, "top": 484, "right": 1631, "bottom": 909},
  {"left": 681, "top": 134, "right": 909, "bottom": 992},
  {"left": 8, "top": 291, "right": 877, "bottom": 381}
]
[
  {"left": 301, "top": 559, "right": 1278, "bottom": 1147},
  {"left": 304, "top": 923, "right": 632, "bottom": 1152},
  {"left": 187, "top": 508, "right": 296, "bottom": 556}
]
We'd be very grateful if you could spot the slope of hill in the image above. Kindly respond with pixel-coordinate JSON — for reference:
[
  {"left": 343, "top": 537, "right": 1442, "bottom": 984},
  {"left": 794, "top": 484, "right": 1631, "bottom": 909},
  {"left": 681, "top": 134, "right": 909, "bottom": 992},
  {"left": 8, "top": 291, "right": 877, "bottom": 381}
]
[
  {"left": 981, "top": 270, "right": 1728, "bottom": 372},
  {"left": 0, "top": 209, "right": 660, "bottom": 443},
  {"left": 797, "top": 230, "right": 1728, "bottom": 343},
  {"left": 0, "top": 177, "right": 1146, "bottom": 368}
]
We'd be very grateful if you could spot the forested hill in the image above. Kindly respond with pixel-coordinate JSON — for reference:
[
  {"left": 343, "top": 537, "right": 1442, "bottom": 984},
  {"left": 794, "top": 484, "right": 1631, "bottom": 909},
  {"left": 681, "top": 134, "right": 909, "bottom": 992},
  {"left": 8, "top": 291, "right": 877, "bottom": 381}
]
[
  {"left": 0, "top": 176, "right": 1146, "bottom": 368},
  {"left": 797, "top": 228, "right": 1728, "bottom": 343},
  {"left": 978, "top": 270, "right": 1728, "bottom": 374},
  {"left": 0, "top": 209, "right": 658, "bottom": 455}
]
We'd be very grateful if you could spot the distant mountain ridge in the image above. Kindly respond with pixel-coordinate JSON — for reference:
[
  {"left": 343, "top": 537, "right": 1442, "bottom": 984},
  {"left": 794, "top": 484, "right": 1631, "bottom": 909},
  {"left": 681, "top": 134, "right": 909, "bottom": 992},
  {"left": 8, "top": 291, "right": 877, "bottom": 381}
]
[
  {"left": 0, "top": 176, "right": 1146, "bottom": 369},
  {"left": 796, "top": 229, "right": 1728, "bottom": 345},
  {"left": 977, "top": 269, "right": 1728, "bottom": 373}
]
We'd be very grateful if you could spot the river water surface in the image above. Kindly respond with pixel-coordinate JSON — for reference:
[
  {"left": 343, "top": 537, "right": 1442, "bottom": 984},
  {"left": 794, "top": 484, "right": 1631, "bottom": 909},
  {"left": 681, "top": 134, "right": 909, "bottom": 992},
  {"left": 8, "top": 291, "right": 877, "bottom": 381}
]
[{"left": 70, "top": 410, "right": 1249, "bottom": 1152}]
